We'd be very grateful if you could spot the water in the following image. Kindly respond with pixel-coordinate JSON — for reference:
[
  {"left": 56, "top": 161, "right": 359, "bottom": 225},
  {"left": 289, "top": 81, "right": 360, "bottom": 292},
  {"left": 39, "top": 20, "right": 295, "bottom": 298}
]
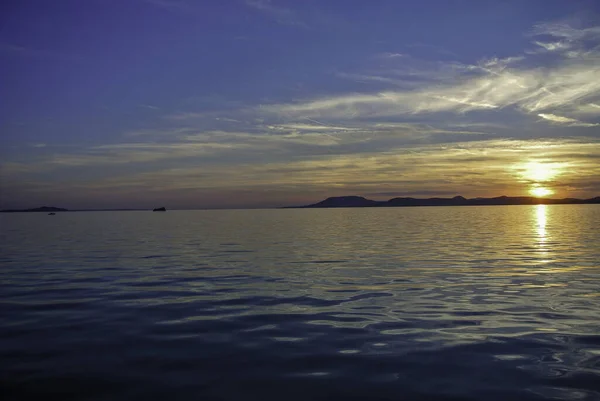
[{"left": 1, "top": 205, "right": 599, "bottom": 401}]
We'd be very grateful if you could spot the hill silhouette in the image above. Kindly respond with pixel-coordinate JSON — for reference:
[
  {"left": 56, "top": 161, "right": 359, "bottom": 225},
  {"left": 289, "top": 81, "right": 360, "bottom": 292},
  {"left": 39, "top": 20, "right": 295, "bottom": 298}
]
[{"left": 288, "top": 195, "right": 600, "bottom": 208}]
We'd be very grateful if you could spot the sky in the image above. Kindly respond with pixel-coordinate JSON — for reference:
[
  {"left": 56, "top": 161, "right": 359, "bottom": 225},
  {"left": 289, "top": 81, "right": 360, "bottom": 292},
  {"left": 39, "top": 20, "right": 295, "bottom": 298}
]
[{"left": 1, "top": 0, "right": 599, "bottom": 209}]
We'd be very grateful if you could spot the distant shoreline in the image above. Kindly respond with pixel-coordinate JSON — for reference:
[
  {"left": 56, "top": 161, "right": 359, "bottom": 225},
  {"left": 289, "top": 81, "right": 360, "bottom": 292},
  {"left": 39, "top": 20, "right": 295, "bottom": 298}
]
[
  {"left": 285, "top": 195, "right": 600, "bottom": 209},
  {"left": 2, "top": 195, "right": 600, "bottom": 213},
  {"left": 0, "top": 207, "right": 147, "bottom": 213}
]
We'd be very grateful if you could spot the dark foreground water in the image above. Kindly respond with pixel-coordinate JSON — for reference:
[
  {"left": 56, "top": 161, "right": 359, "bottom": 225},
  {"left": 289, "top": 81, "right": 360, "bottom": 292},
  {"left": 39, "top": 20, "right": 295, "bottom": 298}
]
[{"left": 1, "top": 205, "right": 600, "bottom": 401}]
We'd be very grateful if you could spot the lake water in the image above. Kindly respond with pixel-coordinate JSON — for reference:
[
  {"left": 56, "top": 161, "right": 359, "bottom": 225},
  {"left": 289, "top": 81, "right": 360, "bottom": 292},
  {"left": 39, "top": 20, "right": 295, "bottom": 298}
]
[{"left": 1, "top": 205, "right": 600, "bottom": 400}]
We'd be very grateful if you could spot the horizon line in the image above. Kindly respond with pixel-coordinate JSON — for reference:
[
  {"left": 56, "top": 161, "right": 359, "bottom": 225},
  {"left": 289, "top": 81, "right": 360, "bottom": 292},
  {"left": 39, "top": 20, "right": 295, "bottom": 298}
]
[{"left": 2, "top": 194, "right": 600, "bottom": 212}]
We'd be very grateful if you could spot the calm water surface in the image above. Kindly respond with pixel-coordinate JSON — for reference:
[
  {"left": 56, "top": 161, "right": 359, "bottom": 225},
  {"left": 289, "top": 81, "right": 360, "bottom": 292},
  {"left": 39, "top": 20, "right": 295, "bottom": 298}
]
[{"left": 1, "top": 205, "right": 600, "bottom": 400}]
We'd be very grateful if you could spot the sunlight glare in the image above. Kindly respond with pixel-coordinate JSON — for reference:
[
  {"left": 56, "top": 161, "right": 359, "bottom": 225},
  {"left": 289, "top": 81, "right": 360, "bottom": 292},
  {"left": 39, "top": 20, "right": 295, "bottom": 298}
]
[
  {"left": 535, "top": 204, "right": 547, "bottom": 244},
  {"left": 520, "top": 161, "right": 563, "bottom": 182},
  {"left": 530, "top": 186, "right": 553, "bottom": 197}
]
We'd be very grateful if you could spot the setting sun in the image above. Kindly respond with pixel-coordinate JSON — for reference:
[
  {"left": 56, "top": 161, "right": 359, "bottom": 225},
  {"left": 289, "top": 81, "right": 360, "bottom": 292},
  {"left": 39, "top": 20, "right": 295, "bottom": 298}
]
[
  {"left": 516, "top": 161, "right": 566, "bottom": 198},
  {"left": 530, "top": 186, "right": 553, "bottom": 197}
]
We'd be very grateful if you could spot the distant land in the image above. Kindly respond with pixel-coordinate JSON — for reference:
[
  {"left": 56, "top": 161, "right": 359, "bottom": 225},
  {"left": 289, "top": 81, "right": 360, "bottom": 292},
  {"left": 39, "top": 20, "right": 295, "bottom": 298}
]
[
  {"left": 0, "top": 207, "right": 146, "bottom": 213},
  {"left": 287, "top": 195, "right": 600, "bottom": 208},
  {"left": 2, "top": 196, "right": 600, "bottom": 212},
  {"left": 0, "top": 206, "right": 69, "bottom": 213}
]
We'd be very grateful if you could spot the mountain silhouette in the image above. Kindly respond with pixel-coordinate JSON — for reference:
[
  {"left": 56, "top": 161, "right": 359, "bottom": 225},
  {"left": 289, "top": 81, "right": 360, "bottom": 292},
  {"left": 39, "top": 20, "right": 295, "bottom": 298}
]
[
  {"left": 289, "top": 195, "right": 600, "bottom": 208},
  {"left": 306, "top": 196, "right": 381, "bottom": 208}
]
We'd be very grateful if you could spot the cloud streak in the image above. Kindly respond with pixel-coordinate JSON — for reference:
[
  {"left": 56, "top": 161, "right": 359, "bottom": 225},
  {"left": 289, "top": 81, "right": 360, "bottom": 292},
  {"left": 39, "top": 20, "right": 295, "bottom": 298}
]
[
  {"left": 260, "top": 22, "right": 600, "bottom": 127},
  {"left": 538, "top": 113, "right": 599, "bottom": 127},
  {"left": 16, "top": 138, "right": 598, "bottom": 202},
  {"left": 244, "top": 0, "right": 308, "bottom": 28},
  {"left": 4, "top": 132, "right": 598, "bottom": 208}
]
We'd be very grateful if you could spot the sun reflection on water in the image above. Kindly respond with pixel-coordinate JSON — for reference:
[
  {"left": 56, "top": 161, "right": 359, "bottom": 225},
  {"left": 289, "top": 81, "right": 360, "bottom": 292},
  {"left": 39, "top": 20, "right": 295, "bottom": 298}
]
[
  {"left": 535, "top": 204, "right": 547, "bottom": 243},
  {"left": 533, "top": 204, "right": 553, "bottom": 265}
]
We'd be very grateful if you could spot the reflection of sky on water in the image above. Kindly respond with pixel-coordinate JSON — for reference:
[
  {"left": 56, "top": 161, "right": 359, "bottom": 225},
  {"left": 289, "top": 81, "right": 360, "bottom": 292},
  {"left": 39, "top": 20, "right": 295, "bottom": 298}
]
[
  {"left": 66, "top": 206, "right": 596, "bottom": 338},
  {"left": 2, "top": 206, "right": 600, "bottom": 399}
]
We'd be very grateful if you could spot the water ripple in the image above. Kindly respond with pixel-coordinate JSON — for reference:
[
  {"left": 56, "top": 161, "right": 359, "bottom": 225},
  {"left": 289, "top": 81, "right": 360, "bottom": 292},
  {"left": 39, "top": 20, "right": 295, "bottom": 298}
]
[{"left": 1, "top": 206, "right": 599, "bottom": 400}]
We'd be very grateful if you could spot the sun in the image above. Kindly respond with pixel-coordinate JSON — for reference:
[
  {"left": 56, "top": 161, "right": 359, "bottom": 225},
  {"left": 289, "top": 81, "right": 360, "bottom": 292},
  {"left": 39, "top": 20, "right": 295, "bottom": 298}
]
[
  {"left": 530, "top": 186, "right": 553, "bottom": 197},
  {"left": 516, "top": 161, "right": 566, "bottom": 198}
]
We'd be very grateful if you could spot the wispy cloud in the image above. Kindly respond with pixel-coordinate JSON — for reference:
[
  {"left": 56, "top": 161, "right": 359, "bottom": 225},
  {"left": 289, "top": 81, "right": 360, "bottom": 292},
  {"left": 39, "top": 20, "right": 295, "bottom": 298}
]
[
  {"left": 139, "top": 104, "right": 159, "bottom": 110},
  {"left": 3, "top": 120, "right": 496, "bottom": 175},
  {"left": 123, "top": 127, "right": 195, "bottom": 138},
  {"left": 538, "top": 113, "right": 599, "bottom": 127},
  {"left": 528, "top": 20, "right": 600, "bottom": 58},
  {"left": 260, "top": 22, "right": 600, "bottom": 126},
  {"left": 532, "top": 21, "right": 600, "bottom": 42},
  {"left": 166, "top": 112, "right": 211, "bottom": 121},
  {"left": 335, "top": 72, "right": 417, "bottom": 88},
  {"left": 50, "top": 141, "right": 257, "bottom": 167},
  {"left": 376, "top": 52, "right": 406, "bottom": 59},
  {"left": 267, "top": 123, "right": 358, "bottom": 132},
  {"left": 244, "top": 0, "right": 308, "bottom": 28},
  {"left": 4, "top": 133, "right": 598, "bottom": 208},
  {"left": 215, "top": 117, "right": 242, "bottom": 123},
  {"left": 532, "top": 41, "right": 571, "bottom": 52},
  {"left": 38, "top": 138, "right": 600, "bottom": 201},
  {"left": 570, "top": 103, "right": 600, "bottom": 116}
]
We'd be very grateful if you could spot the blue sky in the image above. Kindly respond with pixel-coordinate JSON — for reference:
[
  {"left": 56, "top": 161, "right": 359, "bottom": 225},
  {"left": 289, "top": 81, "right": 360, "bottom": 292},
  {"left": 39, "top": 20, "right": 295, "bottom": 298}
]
[{"left": 1, "top": 0, "right": 599, "bottom": 209}]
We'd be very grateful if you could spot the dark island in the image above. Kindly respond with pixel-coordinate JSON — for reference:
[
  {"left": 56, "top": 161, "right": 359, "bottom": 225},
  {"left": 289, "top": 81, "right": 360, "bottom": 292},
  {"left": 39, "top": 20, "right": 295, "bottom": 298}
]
[
  {"left": 288, "top": 195, "right": 600, "bottom": 208},
  {"left": 1, "top": 206, "right": 160, "bottom": 213},
  {"left": 0, "top": 206, "right": 68, "bottom": 213}
]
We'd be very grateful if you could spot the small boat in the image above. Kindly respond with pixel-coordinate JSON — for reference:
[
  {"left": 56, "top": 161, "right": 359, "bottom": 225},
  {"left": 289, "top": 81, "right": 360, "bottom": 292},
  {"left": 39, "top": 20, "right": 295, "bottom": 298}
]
[
  {"left": 48, "top": 213, "right": 56, "bottom": 215},
  {"left": 153, "top": 207, "right": 167, "bottom": 212}
]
